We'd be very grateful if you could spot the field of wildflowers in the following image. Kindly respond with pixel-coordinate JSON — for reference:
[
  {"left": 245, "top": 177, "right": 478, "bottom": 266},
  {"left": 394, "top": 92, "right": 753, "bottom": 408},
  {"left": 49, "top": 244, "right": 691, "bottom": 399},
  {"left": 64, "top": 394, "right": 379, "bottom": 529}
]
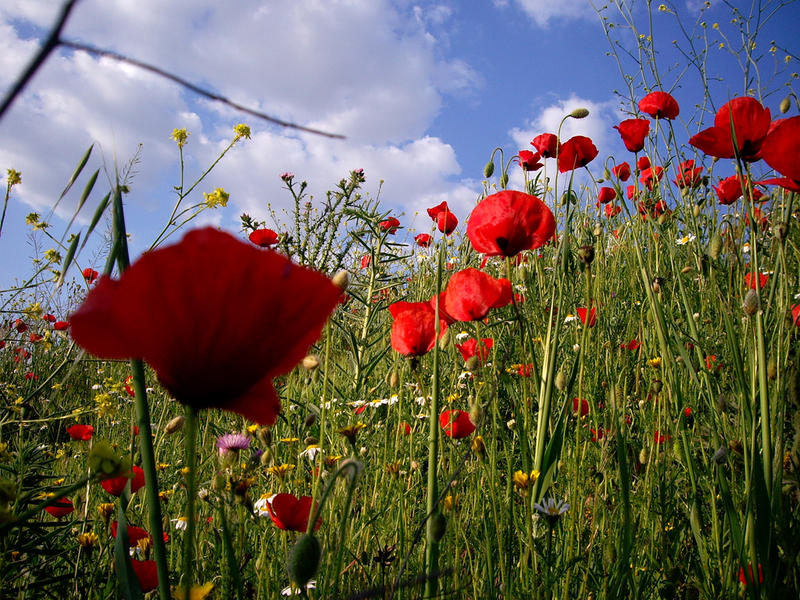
[{"left": 2, "top": 1, "right": 800, "bottom": 599}]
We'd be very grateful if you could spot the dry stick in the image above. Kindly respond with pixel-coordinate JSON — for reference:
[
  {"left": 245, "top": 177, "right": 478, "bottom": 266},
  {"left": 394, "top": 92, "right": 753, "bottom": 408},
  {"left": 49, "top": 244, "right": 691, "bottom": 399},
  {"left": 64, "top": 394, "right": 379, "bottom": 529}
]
[
  {"left": 57, "top": 40, "right": 346, "bottom": 139},
  {"left": 0, "top": 0, "right": 81, "bottom": 121}
]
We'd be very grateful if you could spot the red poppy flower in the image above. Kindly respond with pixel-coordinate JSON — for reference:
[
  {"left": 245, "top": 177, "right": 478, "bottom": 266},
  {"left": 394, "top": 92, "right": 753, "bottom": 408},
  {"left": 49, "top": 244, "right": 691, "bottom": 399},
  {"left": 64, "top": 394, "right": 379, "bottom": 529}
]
[
  {"left": 531, "top": 133, "right": 559, "bottom": 158},
  {"left": 436, "top": 210, "right": 458, "bottom": 235},
  {"left": 637, "top": 156, "right": 651, "bottom": 170},
  {"left": 379, "top": 217, "right": 401, "bottom": 233},
  {"left": 744, "top": 272, "right": 768, "bottom": 289},
  {"left": 517, "top": 150, "right": 543, "bottom": 171},
  {"left": 124, "top": 375, "right": 135, "bottom": 397},
  {"left": 66, "top": 424, "right": 94, "bottom": 441},
  {"left": 590, "top": 427, "right": 605, "bottom": 442},
  {"left": 429, "top": 292, "right": 457, "bottom": 325},
  {"left": 43, "top": 314, "right": 56, "bottom": 323},
  {"left": 689, "top": 97, "right": 771, "bottom": 161},
  {"left": 28, "top": 333, "right": 43, "bottom": 342},
  {"left": 558, "top": 136, "right": 598, "bottom": 172},
  {"left": 705, "top": 355, "right": 718, "bottom": 371},
  {"left": 614, "top": 119, "right": 650, "bottom": 152},
  {"left": 360, "top": 255, "right": 371, "bottom": 269},
  {"left": 69, "top": 228, "right": 341, "bottom": 426},
  {"left": 761, "top": 115, "right": 800, "bottom": 181},
  {"left": 13, "top": 318, "right": 27, "bottom": 333},
  {"left": 792, "top": 304, "right": 800, "bottom": 326},
  {"left": 82, "top": 268, "right": 99, "bottom": 284},
  {"left": 400, "top": 422, "right": 412, "bottom": 435},
  {"left": 415, "top": 233, "right": 433, "bottom": 247},
  {"left": 653, "top": 430, "right": 670, "bottom": 444},
  {"left": 53, "top": 320, "right": 70, "bottom": 331},
  {"left": 455, "top": 338, "right": 494, "bottom": 365},
  {"left": 443, "top": 268, "right": 512, "bottom": 322},
  {"left": 738, "top": 564, "right": 764, "bottom": 586},
  {"left": 111, "top": 521, "right": 151, "bottom": 546},
  {"left": 674, "top": 160, "right": 704, "bottom": 188},
  {"left": 758, "top": 177, "right": 800, "bottom": 193},
  {"left": 620, "top": 339, "right": 640, "bottom": 351},
  {"left": 439, "top": 409, "right": 476, "bottom": 438},
  {"left": 248, "top": 228, "right": 279, "bottom": 248},
  {"left": 101, "top": 465, "right": 146, "bottom": 496},
  {"left": 638, "top": 91, "right": 679, "bottom": 119},
  {"left": 389, "top": 301, "right": 447, "bottom": 356},
  {"left": 466, "top": 190, "right": 555, "bottom": 257},
  {"left": 266, "top": 493, "right": 321, "bottom": 532},
  {"left": 426, "top": 201, "right": 449, "bottom": 221},
  {"left": 713, "top": 175, "right": 746, "bottom": 205},
  {"left": 44, "top": 498, "right": 74, "bottom": 518},
  {"left": 577, "top": 307, "right": 596, "bottom": 327},
  {"left": 604, "top": 204, "right": 621, "bottom": 218},
  {"left": 572, "top": 397, "right": 589, "bottom": 417},
  {"left": 639, "top": 166, "right": 664, "bottom": 189},
  {"left": 597, "top": 187, "right": 617, "bottom": 204},
  {"left": 131, "top": 560, "right": 159, "bottom": 593},
  {"left": 612, "top": 162, "right": 631, "bottom": 181}
]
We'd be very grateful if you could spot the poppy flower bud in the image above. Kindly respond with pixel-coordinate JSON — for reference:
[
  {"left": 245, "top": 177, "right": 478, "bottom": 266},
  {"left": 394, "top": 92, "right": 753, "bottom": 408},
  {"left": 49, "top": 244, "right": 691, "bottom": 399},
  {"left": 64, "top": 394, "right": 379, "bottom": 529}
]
[
  {"left": 767, "top": 354, "right": 777, "bottom": 380},
  {"left": 593, "top": 224, "right": 603, "bottom": 236},
  {"left": 260, "top": 447, "right": 273, "bottom": 466},
  {"left": 483, "top": 161, "right": 495, "bottom": 178},
  {"left": 693, "top": 204, "right": 701, "bottom": 218},
  {"left": 164, "top": 415, "right": 186, "bottom": 435},
  {"left": 88, "top": 440, "right": 129, "bottom": 478},
  {"left": 332, "top": 270, "right": 349, "bottom": 290},
  {"left": 438, "top": 327, "right": 451, "bottom": 351},
  {"left": 569, "top": 107, "right": 590, "bottom": 119},
  {"left": 773, "top": 223, "right": 787, "bottom": 242},
  {"left": 650, "top": 379, "right": 663, "bottom": 393},
  {"left": 602, "top": 168, "right": 611, "bottom": 180},
  {"left": 780, "top": 95, "right": 791, "bottom": 114},
  {"left": 712, "top": 446, "right": 728, "bottom": 465},
  {"left": 707, "top": 234, "right": 722, "bottom": 259},
  {"left": 287, "top": 533, "right": 322, "bottom": 588},
  {"left": 304, "top": 413, "right": 317, "bottom": 428},
  {"left": 388, "top": 370, "right": 399, "bottom": 388},
  {"left": 639, "top": 448, "right": 648, "bottom": 465},
  {"left": 743, "top": 289, "right": 759, "bottom": 316},
  {"left": 257, "top": 427, "right": 272, "bottom": 446},
  {"left": 555, "top": 371, "right": 566, "bottom": 392},
  {"left": 499, "top": 173, "right": 509, "bottom": 188},
  {"left": 304, "top": 436, "right": 318, "bottom": 446},
  {"left": 651, "top": 277, "right": 663, "bottom": 293},
  {"left": 301, "top": 355, "right": 320, "bottom": 370},
  {"left": 212, "top": 472, "right": 227, "bottom": 491},
  {"left": 577, "top": 245, "right": 595, "bottom": 266},
  {"left": 465, "top": 356, "right": 480, "bottom": 372},
  {"left": 468, "top": 402, "right": 483, "bottom": 426},
  {"left": 427, "top": 512, "right": 447, "bottom": 542}
]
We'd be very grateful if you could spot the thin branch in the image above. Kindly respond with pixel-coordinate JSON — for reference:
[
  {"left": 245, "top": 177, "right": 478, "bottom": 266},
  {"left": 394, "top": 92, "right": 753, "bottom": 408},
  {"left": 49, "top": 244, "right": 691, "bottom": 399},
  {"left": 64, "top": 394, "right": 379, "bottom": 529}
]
[
  {"left": 0, "top": 0, "right": 81, "bottom": 120},
  {"left": 58, "top": 40, "right": 346, "bottom": 139}
]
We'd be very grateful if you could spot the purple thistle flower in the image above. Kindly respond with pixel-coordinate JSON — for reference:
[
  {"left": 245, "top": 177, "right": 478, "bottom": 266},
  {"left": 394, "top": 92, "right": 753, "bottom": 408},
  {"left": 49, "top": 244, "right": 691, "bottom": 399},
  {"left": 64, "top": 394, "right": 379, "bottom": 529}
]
[{"left": 217, "top": 433, "right": 250, "bottom": 455}]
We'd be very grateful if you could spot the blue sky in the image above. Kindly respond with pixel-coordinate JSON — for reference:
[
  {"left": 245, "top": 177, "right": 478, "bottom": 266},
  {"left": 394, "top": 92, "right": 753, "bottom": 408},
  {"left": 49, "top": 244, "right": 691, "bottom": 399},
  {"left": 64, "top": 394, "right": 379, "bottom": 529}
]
[{"left": 1, "top": 0, "right": 798, "bottom": 289}]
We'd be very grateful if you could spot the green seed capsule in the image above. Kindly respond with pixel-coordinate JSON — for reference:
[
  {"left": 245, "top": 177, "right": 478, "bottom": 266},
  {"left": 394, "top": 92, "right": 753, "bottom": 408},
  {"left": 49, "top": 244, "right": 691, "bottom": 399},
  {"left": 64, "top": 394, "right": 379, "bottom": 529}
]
[
  {"left": 287, "top": 534, "right": 322, "bottom": 588},
  {"left": 780, "top": 95, "right": 791, "bottom": 114},
  {"left": 483, "top": 161, "right": 495, "bottom": 178}
]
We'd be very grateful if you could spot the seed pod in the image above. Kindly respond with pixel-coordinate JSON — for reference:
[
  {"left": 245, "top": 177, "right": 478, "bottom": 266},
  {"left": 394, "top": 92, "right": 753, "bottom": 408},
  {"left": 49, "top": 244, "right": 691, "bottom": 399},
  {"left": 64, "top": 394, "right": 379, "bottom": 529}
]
[
  {"left": 570, "top": 107, "right": 590, "bottom": 119},
  {"left": 767, "top": 354, "right": 777, "bottom": 380},
  {"left": 287, "top": 534, "right": 322, "bottom": 588},
  {"left": 483, "top": 161, "right": 495, "bottom": 178},
  {"left": 707, "top": 233, "right": 722, "bottom": 259},
  {"left": 388, "top": 370, "right": 399, "bottom": 388},
  {"left": 499, "top": 173, "right": 509, "bottom": 188},
  {"left": 780, "top": 95, "right": 791, "bottom": 114},
  {"left": 164, "top": 415, "right": 186, "bottom": 435},
  {"left": 427, "top": 512, "right": 447, "bottom": 542},
  {"left": 577, "top": 245, "right": 595, "bottom": 266},
  {"left": 639, "top": 448, "right": 648, "bottom": 465},
  {"left": 301, "top": 355, "right": 320, "bottom": 370},
  {"left": 693, "top": 204, "right": 701, "bottom": 218},
  {"left": 331, "top": 270, "right": 349, "bottom": 290},
  {"left": 743, "top": 289, "right": 760, "bottom": 316},
  {"left": 469, "top": 402, "right": 483, "bottom": 426},
  {"left": 555, "top": 371, "right": 567, "bottom": 392},
  {"left": 304, "top": 413, "right": 317, "bottom": 428}
]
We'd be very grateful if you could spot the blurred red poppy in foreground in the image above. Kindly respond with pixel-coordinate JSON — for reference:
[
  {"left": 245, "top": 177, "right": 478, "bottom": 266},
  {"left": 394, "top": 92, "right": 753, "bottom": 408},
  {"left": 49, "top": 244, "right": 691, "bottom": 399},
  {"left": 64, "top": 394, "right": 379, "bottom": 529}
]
[
  {"left": 44, "top": 498, "right": 74, "bottom": 518},
  {"left": 248, "top": 228, "right": 279, "bottom": 248},
  {"left": 69, "top": 228, "right": 341, "bottom": 426},
  {"left": 738, "top": 564, "right": 764, "bottom": 587},
  {"left": 558, "top": 136, "right": 598, "bottom": 173},
  {"left": 745, "top": 272, "right": 769, "bottom": 290},
  {"left": 443, "top": 268, "right": 512, "bottom": 322},
  {"left": 101, "top": 465, "right": 146, "bottom": 497},
  {"left": 638, "top": 91, "right": 679, "bottom": 119},
  {"left": 131, "top": 560, "right": 159, "bottom": 593},
  {"left": 466, "top": 190, "right": 555, "bottom": 257},
  {"left": 614, "top": 119, "right": 650, "bottom": 152},
  {"left": 389, "top": 301, "right": 447, "bottom": 356},
  {"left": 439, "top": 410, "right": 476, "bottom": 438},
  {"left": 66, "top": 424, "right": 94, "bottom": 441},
  {"left": 689, "top": 97, "right": 771, "bottom": 161},
  {"left": 266, "top": 493, "right": 321, "bottom": 532},
  {"left": 577, "top": 307, "right": 597, "bottom": 327}
]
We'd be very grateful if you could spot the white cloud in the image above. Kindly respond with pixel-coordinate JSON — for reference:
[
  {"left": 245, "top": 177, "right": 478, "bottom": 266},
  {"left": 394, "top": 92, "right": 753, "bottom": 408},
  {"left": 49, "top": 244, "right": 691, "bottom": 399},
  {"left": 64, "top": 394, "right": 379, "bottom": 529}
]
[
  {"left": 507, "top": 0, "right": 598, "bottom": 27},
  {"left": 0, "top": 0, "right": 481, "bottom": 254}
]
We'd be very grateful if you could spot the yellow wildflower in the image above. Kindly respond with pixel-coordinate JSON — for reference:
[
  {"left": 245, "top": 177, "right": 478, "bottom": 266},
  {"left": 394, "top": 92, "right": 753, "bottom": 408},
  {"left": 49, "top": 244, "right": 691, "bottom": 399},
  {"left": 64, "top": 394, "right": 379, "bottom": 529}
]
[
  {"left": 233, "top": 123, "right": 251, "bottom": 140},
  {"left": 203, "top": 187, "right": 229, "bottom": 208},
  {"left": 647, "top": 357, "right": 663, "bottom": 368},
  {"left": 6, "top": 169, "right": 21, "bottom": 186},
  {"left": 172, "top": 128, "right": 189, "bottom": 148},
  {"left": 267, "top": 463, "right": 295, "bottom": 479}
]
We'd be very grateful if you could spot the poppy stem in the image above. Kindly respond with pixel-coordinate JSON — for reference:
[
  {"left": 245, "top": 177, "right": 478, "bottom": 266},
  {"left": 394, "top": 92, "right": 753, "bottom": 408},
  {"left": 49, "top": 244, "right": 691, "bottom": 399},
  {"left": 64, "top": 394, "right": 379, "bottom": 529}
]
[
  {"left": 423, "top": 239, "right": 445, "bottom": 599},
  {"left": 181, "top": 405, "right": 199, "bottom": 592}
]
